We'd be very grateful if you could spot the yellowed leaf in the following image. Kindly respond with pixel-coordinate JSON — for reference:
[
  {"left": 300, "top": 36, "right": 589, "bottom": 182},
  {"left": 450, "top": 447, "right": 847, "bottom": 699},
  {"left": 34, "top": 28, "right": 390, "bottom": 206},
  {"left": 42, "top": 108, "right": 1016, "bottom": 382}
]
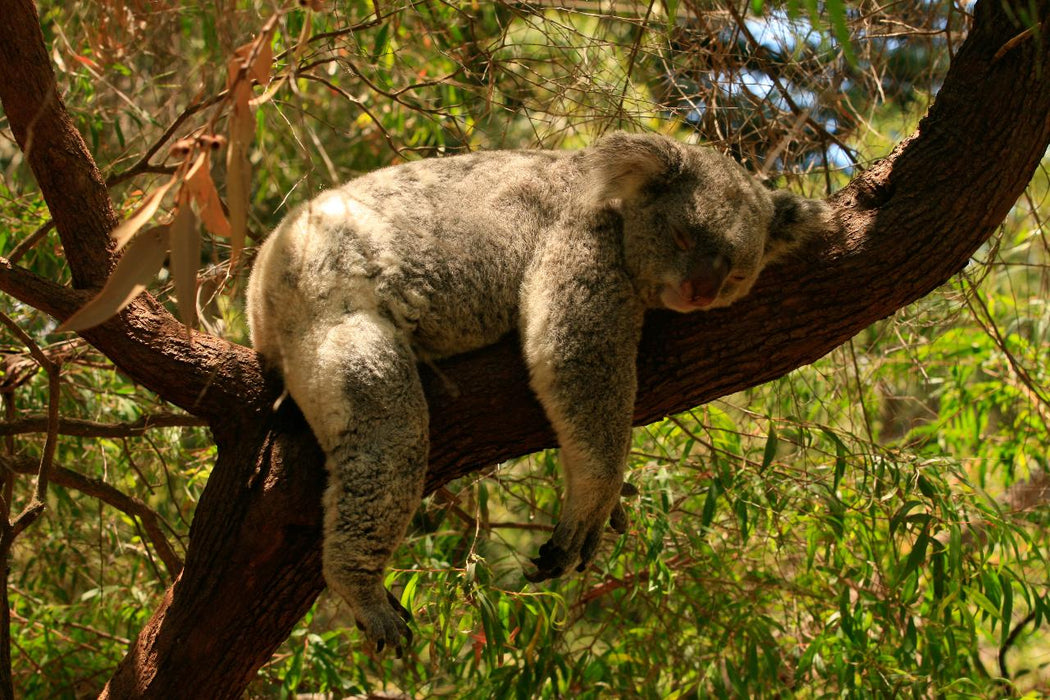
[
  {"left": 185, "top": 151, "right": 231, "bottom": 238},
  {"left": 249, "top": 30, "right": 274, "bottom": 86},
  {"left": 58, "top": 225, "right": 170, "bottom": 332},
  {"left": 168, "top": 201, "right": 200, "bottom": 329},
  {"left": 226, "top": 141, "right": 250, "bottom": 269},
  {"left": 112, "top": 179, "right": 175, "bottom": 250}
]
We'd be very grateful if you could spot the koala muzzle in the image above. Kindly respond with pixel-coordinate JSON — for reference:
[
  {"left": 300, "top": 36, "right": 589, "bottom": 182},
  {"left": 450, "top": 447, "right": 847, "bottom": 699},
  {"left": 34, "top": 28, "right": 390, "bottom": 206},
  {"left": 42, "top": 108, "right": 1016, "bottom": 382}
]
[{"left": 683, "top": 254, "right": 729, "bottom": 307}]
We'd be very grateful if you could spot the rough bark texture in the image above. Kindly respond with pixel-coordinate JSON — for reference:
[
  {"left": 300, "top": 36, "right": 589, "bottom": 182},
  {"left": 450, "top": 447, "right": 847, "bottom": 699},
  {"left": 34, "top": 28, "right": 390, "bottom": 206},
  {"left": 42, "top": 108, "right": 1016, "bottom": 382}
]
[{"left": 0, "top": 0, "right": 1048, "bottom": 696}]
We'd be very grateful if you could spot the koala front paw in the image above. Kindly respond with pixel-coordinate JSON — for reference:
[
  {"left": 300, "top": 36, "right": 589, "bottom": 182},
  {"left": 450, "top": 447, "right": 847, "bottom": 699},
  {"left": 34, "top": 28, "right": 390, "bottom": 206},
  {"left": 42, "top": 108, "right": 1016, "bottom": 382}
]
[
  {"left": 525, "top": 483, "right": 637, "bottom": 582},
  {"left": 353, "top": 589, "right": 413, "bottom": 657},
  {"left": 524, "top": 519, "right": 605, "bottom": 582}
]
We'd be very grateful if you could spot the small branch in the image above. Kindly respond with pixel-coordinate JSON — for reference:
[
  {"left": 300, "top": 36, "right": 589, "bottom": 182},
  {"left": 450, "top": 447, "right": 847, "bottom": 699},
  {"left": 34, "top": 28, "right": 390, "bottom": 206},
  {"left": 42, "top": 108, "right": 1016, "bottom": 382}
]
[
  {"left": 0, "top": 312, "right": 59, "bottom": 541},
  {"left": 7, "top": 220, "right": 54, "bottom": 265},
  {"left": 0, "top": 413, "right": 206, "bottom": 438},
  {"left": 0, "top": 454, "right": 182, "bottom": 579},
  {"left": 998, "top": 609, "right": 1038, "bottom": 679}
]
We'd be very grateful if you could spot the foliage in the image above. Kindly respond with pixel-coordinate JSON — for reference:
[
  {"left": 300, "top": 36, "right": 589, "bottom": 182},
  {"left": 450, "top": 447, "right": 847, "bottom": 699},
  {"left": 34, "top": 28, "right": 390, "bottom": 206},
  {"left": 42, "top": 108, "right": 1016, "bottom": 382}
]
[{"left": 0, "top": 0, "right": 1048, "bottom": 697}]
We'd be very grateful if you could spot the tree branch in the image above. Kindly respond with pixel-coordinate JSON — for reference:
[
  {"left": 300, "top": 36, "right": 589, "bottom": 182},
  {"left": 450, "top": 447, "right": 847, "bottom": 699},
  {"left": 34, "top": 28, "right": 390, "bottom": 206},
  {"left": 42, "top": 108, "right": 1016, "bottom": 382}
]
[
  {"left": 0, "top": 455, "right": 183, "bottom": 580},
  {"left": 0, "top": 414, "right": 206, "bottom": 439},
  {"left": 0, "top": 0, "right": 1047, "bottom": 696}
]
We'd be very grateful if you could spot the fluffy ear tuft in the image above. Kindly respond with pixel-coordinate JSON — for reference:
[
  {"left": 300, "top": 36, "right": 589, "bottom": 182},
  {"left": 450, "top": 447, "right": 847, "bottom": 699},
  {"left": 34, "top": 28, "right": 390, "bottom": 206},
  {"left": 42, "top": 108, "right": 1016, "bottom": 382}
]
[
  {"left": 764, "top": 190, "right": 835, "bottom": 262},
  {"left": 584, "top": 132, "right": 685, "bottom": 204}
]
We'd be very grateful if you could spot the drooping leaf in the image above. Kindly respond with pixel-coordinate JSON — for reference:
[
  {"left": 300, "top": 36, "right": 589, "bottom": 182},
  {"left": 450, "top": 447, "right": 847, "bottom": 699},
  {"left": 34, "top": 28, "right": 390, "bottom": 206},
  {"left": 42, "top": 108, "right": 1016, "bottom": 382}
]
[
  {"left": 111, "top": 179, "right": 175, "bottom": 250},
  {"left": 168, "top": 199, "right": 200, "bottom": 329},
  {"left": 185, "top": 150, "right": 231, "bottom": 238},
  {"left": 58, "top": 225, "right": 170, "bottom": 332}
]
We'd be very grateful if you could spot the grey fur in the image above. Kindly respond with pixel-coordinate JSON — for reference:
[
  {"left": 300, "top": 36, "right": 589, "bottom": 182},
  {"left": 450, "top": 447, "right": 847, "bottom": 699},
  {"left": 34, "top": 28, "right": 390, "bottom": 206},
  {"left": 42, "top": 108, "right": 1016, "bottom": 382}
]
[{"left": 246, "top": 132, "right": 833, "bottom": 655}]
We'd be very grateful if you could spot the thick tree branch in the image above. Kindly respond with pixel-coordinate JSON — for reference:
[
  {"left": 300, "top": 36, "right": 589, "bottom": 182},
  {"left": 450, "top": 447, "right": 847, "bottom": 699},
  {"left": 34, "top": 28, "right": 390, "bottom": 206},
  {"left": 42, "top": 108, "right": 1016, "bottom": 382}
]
[{"left": 0, "top": 0, "right": 1047, "bottom": 696}]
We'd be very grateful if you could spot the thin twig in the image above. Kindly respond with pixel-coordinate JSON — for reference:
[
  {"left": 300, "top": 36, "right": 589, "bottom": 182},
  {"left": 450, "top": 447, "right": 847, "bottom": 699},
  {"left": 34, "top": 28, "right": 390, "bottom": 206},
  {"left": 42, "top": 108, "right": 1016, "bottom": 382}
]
[
  {"left": 7, "top": 220, "right": 54, "bottom": 265},
  {"left": 0, "top": 454, "right": 182, "bottom": 579},
  {"left": 0, "top": 413, "right": 205, "bottom": 438}
]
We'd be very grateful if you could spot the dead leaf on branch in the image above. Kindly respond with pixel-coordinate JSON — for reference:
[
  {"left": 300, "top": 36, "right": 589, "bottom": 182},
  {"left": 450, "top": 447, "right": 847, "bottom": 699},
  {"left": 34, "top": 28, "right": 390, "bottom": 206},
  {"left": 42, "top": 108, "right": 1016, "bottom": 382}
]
[
  {"left": 224, "top": 26, "right": 275, "bottom": 269},
  {"left": 111, "top": 179, "right": 176, "bottom": 250},
  {"left": 185, "top": 150, "right": 231, "bottom": 239},
  {"left": 169, "top": 194, "right": 200, "bottom": 330},
  {"left": 62, "top": 21, "right": 280, "bottom": 334},
  {"left": 57, "top": 225, "right": 171, "bottom": 333}
]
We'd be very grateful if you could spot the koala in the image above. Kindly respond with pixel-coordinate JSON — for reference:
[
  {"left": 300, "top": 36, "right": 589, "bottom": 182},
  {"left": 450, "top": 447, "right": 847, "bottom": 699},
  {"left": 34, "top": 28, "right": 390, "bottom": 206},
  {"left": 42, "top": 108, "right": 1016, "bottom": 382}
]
[{"left": 246, "top": 131, "right": 832, "bottom": 656}]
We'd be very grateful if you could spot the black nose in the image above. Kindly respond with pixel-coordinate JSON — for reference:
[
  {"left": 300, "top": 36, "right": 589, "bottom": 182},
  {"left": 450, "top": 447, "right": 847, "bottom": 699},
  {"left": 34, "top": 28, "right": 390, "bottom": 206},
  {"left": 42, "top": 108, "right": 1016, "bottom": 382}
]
[{"left": 687, "top": 254, "right": 729, "bottom": 303}]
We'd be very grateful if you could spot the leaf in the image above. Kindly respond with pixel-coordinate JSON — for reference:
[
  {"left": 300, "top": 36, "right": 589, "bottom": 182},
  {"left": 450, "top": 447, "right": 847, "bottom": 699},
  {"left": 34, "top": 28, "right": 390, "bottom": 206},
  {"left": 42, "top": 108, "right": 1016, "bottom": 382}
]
[
  {"left": 185, "top": 151, "right": 231, "bottom": 238},
  {"left": 58, "top": 225, "right": 170, "bottom": 332},
  {"left": 168, "top": 200, "right": 200, "bottom": 329},
  {"left": 826, "top": 0, "right": 858, "bottom": 68},
  {"left": 225, "top": 139, "right": 250, "bottom": 269},
  {"left": 899, "top": 525, "right": 930, "bottom": 583},
  {"left": 248, "top": 30, "right": 274, "bottom": 86},
  {"left": 760, "top": 422, "right": 778, "bottom": 473},
  {"left": 111, "top": 179, "right": 175, "bottom": 250},
  {"left": 226, "top": 66, "right": 255, "bottom": 268},
  {"left": 999, "top": 574, "right": 1014, "bottom": 647}
]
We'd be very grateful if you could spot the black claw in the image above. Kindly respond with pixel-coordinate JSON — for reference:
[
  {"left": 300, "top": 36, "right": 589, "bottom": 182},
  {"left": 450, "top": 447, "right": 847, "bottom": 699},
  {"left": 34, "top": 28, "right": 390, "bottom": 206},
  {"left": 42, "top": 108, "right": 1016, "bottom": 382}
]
[
  {"left": 609, "top": 503, "right": 628, "bottom": 533},
  {"left": 387, "top": 589, "right": 413, "bottom": 623},
  {"left": 376, "top": 638, "right": 385, "bottom": 654}
]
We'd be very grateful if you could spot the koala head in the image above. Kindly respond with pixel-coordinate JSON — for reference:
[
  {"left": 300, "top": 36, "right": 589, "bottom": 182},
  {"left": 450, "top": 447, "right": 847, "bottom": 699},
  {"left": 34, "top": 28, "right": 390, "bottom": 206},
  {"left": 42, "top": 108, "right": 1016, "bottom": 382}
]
[{"left": 584, "top": 132, "right": 832, "bottom": 312}]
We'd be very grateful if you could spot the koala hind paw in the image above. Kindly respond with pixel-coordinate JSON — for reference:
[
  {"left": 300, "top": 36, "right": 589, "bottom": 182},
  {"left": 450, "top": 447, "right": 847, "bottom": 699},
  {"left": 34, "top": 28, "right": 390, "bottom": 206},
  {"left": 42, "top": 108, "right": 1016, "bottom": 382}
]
[
  {"left": 354, "top": 590, "right": 413, "bottom": 658},
  {"left": 524, "top": 520, "right": 603, "bottom": 582}
]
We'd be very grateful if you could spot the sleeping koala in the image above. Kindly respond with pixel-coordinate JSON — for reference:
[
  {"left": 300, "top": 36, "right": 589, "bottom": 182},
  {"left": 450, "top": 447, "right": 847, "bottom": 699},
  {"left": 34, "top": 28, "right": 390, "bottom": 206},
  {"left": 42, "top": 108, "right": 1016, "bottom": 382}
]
[{"left": 246, "top": 131, "right": 833, "bottom": 656}]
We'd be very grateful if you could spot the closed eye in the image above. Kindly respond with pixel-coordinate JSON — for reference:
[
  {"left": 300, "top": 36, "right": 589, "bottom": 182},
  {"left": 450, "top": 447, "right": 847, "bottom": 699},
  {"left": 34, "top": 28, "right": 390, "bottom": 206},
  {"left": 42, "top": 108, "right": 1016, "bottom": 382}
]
[
  {"left": 729, "top": 273, "right": 748, "bottom": 282},
  {"left": 671, "top": 229, "right": 693, "bottom": 251}
]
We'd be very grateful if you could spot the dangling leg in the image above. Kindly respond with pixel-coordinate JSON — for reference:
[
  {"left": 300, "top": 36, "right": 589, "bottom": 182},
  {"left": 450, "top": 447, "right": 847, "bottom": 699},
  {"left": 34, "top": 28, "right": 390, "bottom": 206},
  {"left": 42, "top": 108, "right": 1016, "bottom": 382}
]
[{"left": 282, "top": 310, "right": 428, "bottom": 656}]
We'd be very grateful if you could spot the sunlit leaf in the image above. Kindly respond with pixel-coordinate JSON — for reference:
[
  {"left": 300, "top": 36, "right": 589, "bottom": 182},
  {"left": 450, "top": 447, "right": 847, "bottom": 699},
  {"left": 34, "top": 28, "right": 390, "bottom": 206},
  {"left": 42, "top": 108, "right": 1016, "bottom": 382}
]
[
  {"left": 58, "top": 225, "right": 169, "bottom": 332},
  {"left": 169, "top": 200, "right": 199, "bottom": 329},
  {"left": 111, "top": 178, "right": 175, "bottom": 250},
  {"left": 185, "top": 150, "right": 231, "bottom": 238}
]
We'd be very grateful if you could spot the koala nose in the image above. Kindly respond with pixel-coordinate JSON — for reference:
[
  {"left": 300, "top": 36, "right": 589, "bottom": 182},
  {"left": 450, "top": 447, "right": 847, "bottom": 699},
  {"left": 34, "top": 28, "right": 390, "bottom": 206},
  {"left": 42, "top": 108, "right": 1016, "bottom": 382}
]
[{"left": 685, "top": 254, "right": 729, "bottom": 306}]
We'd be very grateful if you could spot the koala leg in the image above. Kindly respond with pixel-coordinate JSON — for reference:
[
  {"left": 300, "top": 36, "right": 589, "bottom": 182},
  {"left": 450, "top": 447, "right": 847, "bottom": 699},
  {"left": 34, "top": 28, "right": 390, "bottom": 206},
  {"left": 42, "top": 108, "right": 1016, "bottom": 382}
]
[
  {"left": 521, "top": 258, "right": 643, "bottom": 582},
  {"left": 281, "top": 310, "right": 427, "bottom": 656}
]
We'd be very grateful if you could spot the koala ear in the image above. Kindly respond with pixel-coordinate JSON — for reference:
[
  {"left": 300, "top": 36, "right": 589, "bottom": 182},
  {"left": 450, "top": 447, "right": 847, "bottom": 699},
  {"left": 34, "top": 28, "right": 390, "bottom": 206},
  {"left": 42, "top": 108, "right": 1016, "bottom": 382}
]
[
  {"left": 765, "top": 190, "right": 833, "bottom": 262},
  {"left": 584, "top": 132, "right": 685, "bottom": 204}
]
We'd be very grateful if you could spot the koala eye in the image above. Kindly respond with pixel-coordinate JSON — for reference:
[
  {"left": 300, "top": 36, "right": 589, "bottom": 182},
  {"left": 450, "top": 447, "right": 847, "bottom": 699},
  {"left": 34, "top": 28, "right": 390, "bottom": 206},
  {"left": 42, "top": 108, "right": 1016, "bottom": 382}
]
[
  {"left": 671, "top": 229, "right": 693, "bottom": 251},
  {"left": 728, "top": 273, "right": 748, "bottom": 282}
]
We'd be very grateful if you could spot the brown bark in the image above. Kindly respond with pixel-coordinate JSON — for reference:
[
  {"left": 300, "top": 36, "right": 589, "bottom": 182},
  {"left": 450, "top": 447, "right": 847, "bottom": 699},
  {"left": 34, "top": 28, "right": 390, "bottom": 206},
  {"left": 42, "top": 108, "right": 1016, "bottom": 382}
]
[{"left": 0, "top": 0, "right": 1047, "bottom": 696}]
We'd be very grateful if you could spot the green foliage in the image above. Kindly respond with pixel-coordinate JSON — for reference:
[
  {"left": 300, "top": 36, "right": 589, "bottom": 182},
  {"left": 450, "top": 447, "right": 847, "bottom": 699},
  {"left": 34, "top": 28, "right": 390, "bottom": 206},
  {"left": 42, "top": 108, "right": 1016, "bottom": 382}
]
[{"left": 1, "top": 0, "right": 1048, "bottom": 696}]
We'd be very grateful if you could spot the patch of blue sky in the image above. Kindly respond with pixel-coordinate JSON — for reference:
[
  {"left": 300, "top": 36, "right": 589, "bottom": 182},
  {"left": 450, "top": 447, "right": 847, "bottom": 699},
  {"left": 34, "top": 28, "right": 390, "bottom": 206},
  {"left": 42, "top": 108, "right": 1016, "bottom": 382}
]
[{"left": 743, "top": 8, "right": 822, "bottom": 55}]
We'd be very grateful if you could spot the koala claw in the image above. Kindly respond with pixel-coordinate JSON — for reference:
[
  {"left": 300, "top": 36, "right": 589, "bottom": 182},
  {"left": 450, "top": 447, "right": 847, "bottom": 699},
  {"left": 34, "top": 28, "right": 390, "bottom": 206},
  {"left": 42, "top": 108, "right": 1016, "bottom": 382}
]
[
  {"left": 609, "top": 502, "right": 628, "bottom": 534},
  {"left": 525, "top": 520, "right": 605, "bottom": 582},
  {"left": 524, "top": 539, "right": 570, "bottom": 582},
  {"left": 355, "top": 590, "right": 413, "bottom": 658}
]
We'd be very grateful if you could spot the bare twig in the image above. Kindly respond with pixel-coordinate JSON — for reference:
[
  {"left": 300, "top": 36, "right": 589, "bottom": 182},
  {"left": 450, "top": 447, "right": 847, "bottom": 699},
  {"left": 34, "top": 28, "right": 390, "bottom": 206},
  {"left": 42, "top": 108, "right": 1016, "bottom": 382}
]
[
  {"left": 0, "top": 312, "right": 59, "bottom": 543},
  {"left": 0, "top": 454, "right": 182, "bottom": 579},
  {"left": 0, "top": 413, "right": 205, "bottom": 438},
  {"left": 7, "top": 220, "right": 54, "bottom": 265}
]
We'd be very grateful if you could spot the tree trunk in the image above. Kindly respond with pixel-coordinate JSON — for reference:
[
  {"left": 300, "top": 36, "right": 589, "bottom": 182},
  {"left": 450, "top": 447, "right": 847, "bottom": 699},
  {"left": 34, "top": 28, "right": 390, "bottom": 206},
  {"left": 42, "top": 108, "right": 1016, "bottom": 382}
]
[{"left": 0, "top": 0, "right": 1047, "bottom": 696}]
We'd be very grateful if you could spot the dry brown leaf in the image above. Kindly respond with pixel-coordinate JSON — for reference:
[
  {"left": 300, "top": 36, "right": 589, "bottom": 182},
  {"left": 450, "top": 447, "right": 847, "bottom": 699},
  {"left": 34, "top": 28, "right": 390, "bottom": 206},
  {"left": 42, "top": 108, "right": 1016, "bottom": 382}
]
[
  {"left": 185, "top": 150, "right": 231, "bottom": 238},
  {"left": 168, "top": 200, "right": 200, "bottom": 329},
  {"left": 226, "top": 141, "right": 250, "bottom": 269},
  {"left": 58, "top": 225, "right": 170, "bottom": 332},
  {"left": 249, "top": 30, "right": 274, "bottom": 86},
  {"left": 111, "top": 178, "right": 175, "bottom": 250},
  {"left": 226, "top": 77, "right": 254, "bottom": 268}
]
